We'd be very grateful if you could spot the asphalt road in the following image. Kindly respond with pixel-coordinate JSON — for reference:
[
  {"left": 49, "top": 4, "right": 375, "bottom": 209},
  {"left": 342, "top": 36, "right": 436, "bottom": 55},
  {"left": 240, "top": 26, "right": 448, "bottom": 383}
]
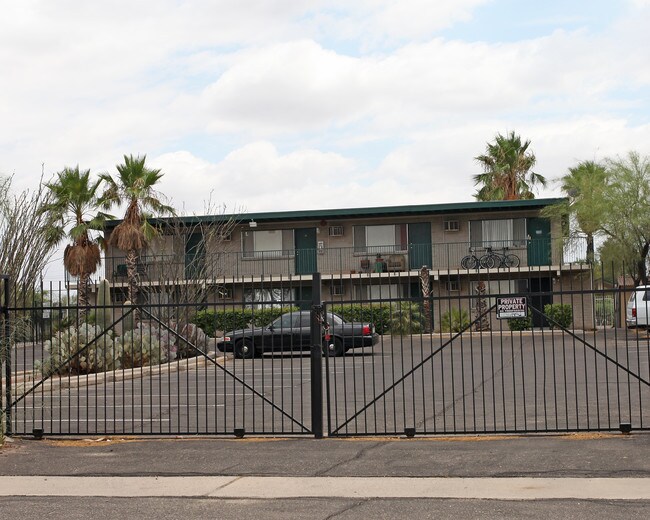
[{"left": 1, "top": 434, "right": 649, "bottom": 520}]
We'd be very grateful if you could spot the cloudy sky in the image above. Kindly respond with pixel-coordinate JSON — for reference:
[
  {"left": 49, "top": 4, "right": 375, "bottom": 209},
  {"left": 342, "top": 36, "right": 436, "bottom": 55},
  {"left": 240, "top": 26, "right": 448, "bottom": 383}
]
[{"left": 2, "top": 0, "right": 649, "bottom": 218}]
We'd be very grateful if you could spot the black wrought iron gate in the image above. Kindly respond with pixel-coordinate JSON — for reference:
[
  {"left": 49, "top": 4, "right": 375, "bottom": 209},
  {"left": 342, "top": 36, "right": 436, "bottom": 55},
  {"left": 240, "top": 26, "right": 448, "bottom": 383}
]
[
  {"left": 2, "top": 273, "right": 649, "bottom": 438},
  {"left": 325, "top": 289, "right": 650, "bottom": 436}
]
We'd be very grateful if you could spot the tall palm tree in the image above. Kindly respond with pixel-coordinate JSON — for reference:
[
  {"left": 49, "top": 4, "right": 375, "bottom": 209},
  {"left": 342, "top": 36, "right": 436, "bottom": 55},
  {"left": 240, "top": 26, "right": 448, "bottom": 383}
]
[
  {"left": 100, "top": 154, "right": 175, "bottom": 304},
  {"left": 474, "top": 131, "right": 546, "bottom": 201},
  {"left": 43, "top": 166, "right": 109, "bottom": 318},
  {"left": 561, "top": 160, "right": 607, "bottom": 263}
]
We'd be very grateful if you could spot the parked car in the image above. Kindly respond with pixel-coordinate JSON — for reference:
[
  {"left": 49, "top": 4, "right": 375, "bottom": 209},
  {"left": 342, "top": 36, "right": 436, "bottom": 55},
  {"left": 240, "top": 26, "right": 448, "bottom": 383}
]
[
  {"left": 626, "top": 285, "right": 650, "bottom": 328},
  {"left": 217, "top": 311, "right": 379, "bottom": 358}
]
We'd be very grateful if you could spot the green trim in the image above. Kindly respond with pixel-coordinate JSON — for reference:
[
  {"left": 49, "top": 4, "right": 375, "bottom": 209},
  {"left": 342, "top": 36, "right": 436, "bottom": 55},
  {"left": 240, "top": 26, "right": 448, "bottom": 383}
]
[{"left": 105, "top": 198, "right": 566, "bottom": 228}]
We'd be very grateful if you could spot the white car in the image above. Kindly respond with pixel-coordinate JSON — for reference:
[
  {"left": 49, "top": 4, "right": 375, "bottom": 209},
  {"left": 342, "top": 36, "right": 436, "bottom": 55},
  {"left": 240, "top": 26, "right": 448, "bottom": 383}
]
[{"left": 626, "top": 285, "right": 650, "bottom": 328}]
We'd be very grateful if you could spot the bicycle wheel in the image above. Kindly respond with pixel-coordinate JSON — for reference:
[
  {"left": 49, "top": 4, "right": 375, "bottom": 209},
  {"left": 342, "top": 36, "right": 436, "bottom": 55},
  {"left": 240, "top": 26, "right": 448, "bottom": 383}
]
[
  {"left": 461, "top": 255, "right": 477, "bottom": 269},
  {"left": 503, "top": 254, "right": 520, "bottom": 268},
  {"left": 481, "top": 254, "right": 496, "bottom": 269}
]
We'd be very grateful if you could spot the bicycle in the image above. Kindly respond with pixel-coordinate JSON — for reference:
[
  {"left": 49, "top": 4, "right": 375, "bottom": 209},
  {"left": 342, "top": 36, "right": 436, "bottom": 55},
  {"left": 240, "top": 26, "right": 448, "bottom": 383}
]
[
  {"left": 479, "top": 246, "right": 520, "bottom": 268},
  {"left": 460, "top": 247, "right": 480, "bottom": 269}
]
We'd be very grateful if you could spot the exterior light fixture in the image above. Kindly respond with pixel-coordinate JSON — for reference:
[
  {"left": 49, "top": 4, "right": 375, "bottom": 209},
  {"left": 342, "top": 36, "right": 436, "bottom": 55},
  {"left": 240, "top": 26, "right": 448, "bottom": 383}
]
[{"left": 249, "top": 220, "right": 257, "bottom": 228}]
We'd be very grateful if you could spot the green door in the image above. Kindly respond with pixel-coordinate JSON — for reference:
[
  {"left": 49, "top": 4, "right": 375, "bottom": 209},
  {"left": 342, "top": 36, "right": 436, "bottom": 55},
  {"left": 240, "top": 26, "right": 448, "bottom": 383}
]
[
  {"left": 527, "top": 218, "right": 551, "bottom": 266},
  {"left": 185, "top": 233, "right": 205, "bottom": 279},
  {"left": 295, "top": 228, "right": 317, "bottom": 275},
  {"left": 408, "top": 222, "right": 432, "bottom": 270}
]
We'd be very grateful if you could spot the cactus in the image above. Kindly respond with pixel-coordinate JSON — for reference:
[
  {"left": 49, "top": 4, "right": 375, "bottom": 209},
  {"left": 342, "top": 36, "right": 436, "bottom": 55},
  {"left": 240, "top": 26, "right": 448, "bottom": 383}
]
[
  {"left": 122, "top": 300, "right": 135, "bottom": 333},
  {"left": 116, "top": 323, "right": 177, "bottom": 368},
  {"left": 96, "top": 278, "right": 112, "bottom": 331},
  {"left": 38, "top": 324, "right": 120, "bottom": 376}
]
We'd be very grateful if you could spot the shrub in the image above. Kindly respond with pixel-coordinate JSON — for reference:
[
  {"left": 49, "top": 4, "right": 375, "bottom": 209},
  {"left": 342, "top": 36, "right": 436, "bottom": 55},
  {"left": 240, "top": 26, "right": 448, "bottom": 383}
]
[
  {"left": 192, "top": 307, "right": 299, "bottom": 337},
  {"left": 544, "top": 303, "right": 573, "bottom": 329},
  {"left": 389, "top": 302, "right": 423, "bottom": 335},
  {"left": 508, "top": 312, "right": 532, "bottom": 331},
  {"left": 440, "top": 308, "right": 470, "bottom": 333},
  {"left": 329, "top": 304, "right": 392, "bottom": 334}
]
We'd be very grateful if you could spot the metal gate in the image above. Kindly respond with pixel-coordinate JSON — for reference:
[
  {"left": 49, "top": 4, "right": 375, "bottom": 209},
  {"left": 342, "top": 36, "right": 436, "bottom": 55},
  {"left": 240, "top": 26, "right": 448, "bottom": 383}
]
[
  {"left": 3, "top": 269, "right": 649, "bottom": 438},
  {"left": 324, "top": 269, "right": 650, "bottom": 436},
  {"left": 3, "top": 276, "right": 321, "bottom": 437}
]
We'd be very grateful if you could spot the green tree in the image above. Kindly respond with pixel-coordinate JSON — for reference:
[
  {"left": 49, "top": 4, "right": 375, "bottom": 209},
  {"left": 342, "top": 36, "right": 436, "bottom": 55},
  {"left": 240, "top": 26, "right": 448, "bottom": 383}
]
[
  {"left": 561, "top": 160, "right": 607, "bottom": 263},
  {"left": 597, "top": 237, "right": 637, "bottom": 286},
  {"left": 42, "top": 166, "right": 109, "bottom": 318},
  {"left": 544, "top": 160, "right": 607, "bottom": 264},
  {"left": 474, "top": 131, "right": 546, "bottom": 201},
  {"left": 100, "top": 155, "right": 175, "bottom": 304},
  {"left": 600, "top": 151, "right": 650, "bottom": 285}
]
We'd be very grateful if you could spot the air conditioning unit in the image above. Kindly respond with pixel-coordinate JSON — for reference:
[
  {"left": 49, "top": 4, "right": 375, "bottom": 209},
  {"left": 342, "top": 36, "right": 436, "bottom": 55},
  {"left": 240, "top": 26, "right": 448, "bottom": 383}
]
[
  {"left": 329, "top": 225, "right": 344, "bottom": 237},
  {"left": 444, "top": 220, "right": 460, "bottom": 232}
]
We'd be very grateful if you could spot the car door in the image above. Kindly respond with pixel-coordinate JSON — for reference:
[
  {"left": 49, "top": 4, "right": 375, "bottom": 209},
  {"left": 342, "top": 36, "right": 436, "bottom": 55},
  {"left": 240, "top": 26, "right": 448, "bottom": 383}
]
[
  {"left": 292, "top": 312, "right": 312, "bottom": 350},
  {"left": 268, "top": 313, "right": 296, "bottom": 351}
]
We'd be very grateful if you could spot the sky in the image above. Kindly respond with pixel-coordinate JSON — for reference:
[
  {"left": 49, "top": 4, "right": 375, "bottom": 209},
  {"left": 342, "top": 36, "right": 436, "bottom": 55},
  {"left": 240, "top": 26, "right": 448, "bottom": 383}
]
[{"left": 1, "top": 0, "right": 649, "bottom": 220}]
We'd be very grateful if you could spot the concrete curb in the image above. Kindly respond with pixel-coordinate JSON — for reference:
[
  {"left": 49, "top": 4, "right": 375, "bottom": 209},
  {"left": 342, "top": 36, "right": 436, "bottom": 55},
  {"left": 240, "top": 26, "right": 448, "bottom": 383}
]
[{"left": 10, "top": 351, "right": 228, "bottom": 395}]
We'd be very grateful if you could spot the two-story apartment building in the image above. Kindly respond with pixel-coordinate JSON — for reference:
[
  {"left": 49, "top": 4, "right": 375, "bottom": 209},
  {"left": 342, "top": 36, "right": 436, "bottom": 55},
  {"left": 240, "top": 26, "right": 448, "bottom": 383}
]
[{"left": 95, "top": 197, "right": 592, "bottom": 329}]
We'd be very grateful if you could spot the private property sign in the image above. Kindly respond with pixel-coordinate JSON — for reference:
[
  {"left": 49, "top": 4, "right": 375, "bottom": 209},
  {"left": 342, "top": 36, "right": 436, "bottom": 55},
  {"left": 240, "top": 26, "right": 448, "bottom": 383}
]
[{"left": 496, "top": 297, "right": 528, "bottom": 319}]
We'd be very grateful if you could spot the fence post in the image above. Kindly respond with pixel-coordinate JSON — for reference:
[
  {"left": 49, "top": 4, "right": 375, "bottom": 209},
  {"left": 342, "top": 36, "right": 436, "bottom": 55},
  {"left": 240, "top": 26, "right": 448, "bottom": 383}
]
[
  {"left": 1, "top": 275, "right": 10, "bottom": 436},
  {"left": 310, "top": 272, "right": 323, "bottom": 439}
]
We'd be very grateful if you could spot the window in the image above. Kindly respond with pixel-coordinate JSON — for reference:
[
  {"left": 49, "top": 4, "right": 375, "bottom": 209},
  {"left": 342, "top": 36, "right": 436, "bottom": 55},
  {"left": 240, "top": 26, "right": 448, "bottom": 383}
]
[
  {"left": 215, "top": 285, "right": 233, "bottom": 299},
  {"left": 446, "top": 279, "right": 460, "bottom": 292},
  {"left": 470, "top": 279, "right": 528, "bottom": 307},
  {"left": 470, "top": 218, "right": 526, "bottom": 248},
  {"left": 328, "top": 225, "right": 344, "bottom": 237},
  {"left": 353, "top": 224, "right": 408, "bottom": 254},
  {"left": 244, "top": 288, "right": 294, "bottom": 308},
  {"left": 242, "top": 229, "right": 294, "bottom": 258},
  {"left": 354, "top": 282, "right": 408, "bottom": 300},
  {"left": 330, "top": 283, "right": 344, "bottom": 296},
  {"left": 444, "top": 220, "right": 460, "bottom": 232}
]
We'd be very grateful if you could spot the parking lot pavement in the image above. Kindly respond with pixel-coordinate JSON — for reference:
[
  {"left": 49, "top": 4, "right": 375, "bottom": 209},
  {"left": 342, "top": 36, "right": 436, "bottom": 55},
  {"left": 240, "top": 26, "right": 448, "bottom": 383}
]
[
  {"left": 1, "top": 432, "right": 649, "bottom": 479},
  {"left": 1, "top": 433, "right": 649, "bottom": 519}
]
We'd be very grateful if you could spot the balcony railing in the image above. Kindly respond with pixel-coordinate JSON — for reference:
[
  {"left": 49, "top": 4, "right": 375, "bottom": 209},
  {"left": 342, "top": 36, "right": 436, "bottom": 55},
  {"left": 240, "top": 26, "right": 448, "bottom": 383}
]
[{"left": 65, "top": 237, "right": 587, "bottom": 286}]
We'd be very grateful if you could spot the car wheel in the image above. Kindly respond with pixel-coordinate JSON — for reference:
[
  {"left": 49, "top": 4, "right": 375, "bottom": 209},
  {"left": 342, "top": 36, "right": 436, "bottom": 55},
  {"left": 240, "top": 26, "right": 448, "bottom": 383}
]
[
  {"left": 235, "top": 339, "right": 255, "bottom": 359},
  {"left": 323, "top": 337, "right": 345, "bottom": 357}
]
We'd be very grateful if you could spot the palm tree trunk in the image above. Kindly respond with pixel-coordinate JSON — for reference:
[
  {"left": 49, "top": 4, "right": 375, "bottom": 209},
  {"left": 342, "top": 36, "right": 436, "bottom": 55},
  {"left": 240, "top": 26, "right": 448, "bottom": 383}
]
[
  {"left": 419, "top": 267, "right": 432, "bottom": 333},
  {"left": 77, "top": 273, "right": 90, "bottom": 321},
  {"left": 125, "top": 248, "right": 139, "bottom": 305}
]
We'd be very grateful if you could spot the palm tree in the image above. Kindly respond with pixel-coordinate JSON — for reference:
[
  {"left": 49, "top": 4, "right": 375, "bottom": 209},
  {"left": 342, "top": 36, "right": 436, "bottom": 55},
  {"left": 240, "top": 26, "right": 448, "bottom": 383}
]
[
  {"left": 561, "top": 160, "right": 607, "bottom": 263},
  {"left": 100, "top": 154, "right": 175, "bottom": 304},
  {"left": 474, "top": 131, "right": 546, "bottom": 200},
  {"left": 43, "top": 166, "right": 109, "bottom": 318}
]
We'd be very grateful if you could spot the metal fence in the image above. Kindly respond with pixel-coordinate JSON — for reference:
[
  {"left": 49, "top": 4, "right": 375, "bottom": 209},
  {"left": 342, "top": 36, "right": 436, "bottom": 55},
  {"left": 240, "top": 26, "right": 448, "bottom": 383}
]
[{"left": 2, "top": 262, "right": 649, "bottom": 438}]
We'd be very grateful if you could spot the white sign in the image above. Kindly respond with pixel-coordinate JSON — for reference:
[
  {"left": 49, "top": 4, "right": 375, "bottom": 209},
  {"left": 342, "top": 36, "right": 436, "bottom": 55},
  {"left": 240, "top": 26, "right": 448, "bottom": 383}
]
[{"left": 496, "top": 297, "right": 527, "bottom": 319}]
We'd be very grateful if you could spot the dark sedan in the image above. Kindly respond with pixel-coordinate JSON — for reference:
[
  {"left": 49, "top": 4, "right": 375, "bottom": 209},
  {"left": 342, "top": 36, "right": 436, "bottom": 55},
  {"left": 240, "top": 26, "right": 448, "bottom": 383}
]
[{"left": 217, "top": 311, "right": 379, "bottom": 358}]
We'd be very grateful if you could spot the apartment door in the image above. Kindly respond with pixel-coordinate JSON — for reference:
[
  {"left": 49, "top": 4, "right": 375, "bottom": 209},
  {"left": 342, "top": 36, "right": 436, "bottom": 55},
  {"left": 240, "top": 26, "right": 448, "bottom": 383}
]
[
  {"left": 185, "top": 232, "right": 205, "bottom": 279},
  {"left": 295, "top": 228, "right": 317, "bottom": 275},
  {"left": 527, "top": 218, "right": 551, "bottom": 266},
  {"left": 408, "top": 222, "right": 432, "bottom": 270}
]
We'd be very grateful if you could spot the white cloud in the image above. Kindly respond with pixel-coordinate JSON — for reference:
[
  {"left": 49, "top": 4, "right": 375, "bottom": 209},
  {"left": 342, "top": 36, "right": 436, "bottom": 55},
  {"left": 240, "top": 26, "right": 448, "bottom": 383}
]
[{"left": 1, "top": 0, "right": 649, "bottom": 268}]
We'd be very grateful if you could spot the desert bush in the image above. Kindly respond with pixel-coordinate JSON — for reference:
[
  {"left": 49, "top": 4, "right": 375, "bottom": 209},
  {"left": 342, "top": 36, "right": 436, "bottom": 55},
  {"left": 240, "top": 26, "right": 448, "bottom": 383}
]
[
  {"left": 507, "top": 312, "right": 532, "bottom": 331},
  {"left": 389, "top": 302, "right": 423, "bottom": 335},
  {"left": 440, "top": 308, "right": 470, "bottom": 333},
  {"left": 543, "top": 303, "right": 573, "bottom": 329}
]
